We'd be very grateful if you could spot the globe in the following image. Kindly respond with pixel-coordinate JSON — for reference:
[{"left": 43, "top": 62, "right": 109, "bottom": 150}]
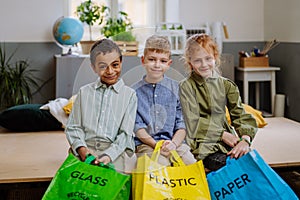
[{"left": 53, "top": 16, "right": 84, "bottom": 54}]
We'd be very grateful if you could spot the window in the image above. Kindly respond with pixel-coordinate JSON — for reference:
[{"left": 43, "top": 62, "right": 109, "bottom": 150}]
[
  {"left": 69, "top": 0, "right": 108, "bottom": 41},
  {"left": 116, "top": 0, "right": 165, "bottom": 49},
  {"left": 118, "top": 0, "right": 148, "bottom": 27},
  {"left": 66, "top": 0, "right": 179, "bottom": 51}
]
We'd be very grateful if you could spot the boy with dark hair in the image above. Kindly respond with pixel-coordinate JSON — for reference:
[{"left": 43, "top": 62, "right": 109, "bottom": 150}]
[{"left": 65, "top": 38, "right": 137, "bottom": 173}]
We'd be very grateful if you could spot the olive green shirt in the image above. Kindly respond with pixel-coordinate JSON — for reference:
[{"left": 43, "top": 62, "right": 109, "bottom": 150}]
[{"left": 179, "top": 71, "right": 257, "bottom": 160}]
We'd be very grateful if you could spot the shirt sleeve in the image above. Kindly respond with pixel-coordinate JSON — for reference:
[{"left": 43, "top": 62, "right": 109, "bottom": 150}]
[
  {"left": 65, "top": 90, "right": 87, "bottom": 156},
  {"left": 179, "top": 81, "right": 201, "bottom": 150},
  {"left": 174, "top": 93, "right": 186, "bottom": 131},
  {"left": 103, "top": 92, "right": 137, "bottom": 162},
  {"left": 134, "top": 110, "right": 148, "bottom": 133},
  {"left": 133, "top": 87, "right": 147, "bottom": 132},
  {"left": 225, "top": 79, "right": 258, "bottom": 140}
]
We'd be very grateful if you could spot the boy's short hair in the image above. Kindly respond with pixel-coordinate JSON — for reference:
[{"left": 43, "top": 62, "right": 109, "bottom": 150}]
[
  {"left": 144, "top": 35, "right": 171, "bottom": 57},
  {"left": 90, "top": 38, "right": 122, "bottom": 65}
]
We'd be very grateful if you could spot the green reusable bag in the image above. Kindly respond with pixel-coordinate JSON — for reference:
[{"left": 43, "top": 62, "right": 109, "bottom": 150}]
[{"left": 42, "top": 153, "right": 131, "bottom": 200}]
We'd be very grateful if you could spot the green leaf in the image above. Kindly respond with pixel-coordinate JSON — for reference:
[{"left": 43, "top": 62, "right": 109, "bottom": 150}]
[
  {"left": 0, "top": 44, "right": 41, "bottom": 109},
  {"left": 76, "top": 0, "right": 104, "bottom": 40},
  {"left": 100, "top": 9, "right": 133, "bottom": 39}
]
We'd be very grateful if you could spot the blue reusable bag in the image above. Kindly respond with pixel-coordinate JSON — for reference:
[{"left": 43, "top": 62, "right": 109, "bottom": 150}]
[{"left": 206, "top": 149, "right": 298, "bottom": 200}]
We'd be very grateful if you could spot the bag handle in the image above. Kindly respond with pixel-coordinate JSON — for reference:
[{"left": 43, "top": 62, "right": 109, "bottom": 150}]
[
  {"left": 84, "top": 153, "right": 97, "bottom": 164},
  {"left": 151, "top": 140, "right": 186, "bottom": 166},
  {"left": 151, "top": 140, "right": 164, "bottom": 162},
  {"left": 170, "top": 150, "right": 186, "bottom": 167},
  {"left": 84, "top": 154, "right": 115, "bottom": 170}
]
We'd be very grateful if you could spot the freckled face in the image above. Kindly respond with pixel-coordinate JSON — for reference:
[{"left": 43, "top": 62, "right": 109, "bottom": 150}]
[
  {"left": 142, "top": 51, "right": 172, "bottom": 83},
  {"left": 189, "top": 47, "right": 215, "bottom": 78},
  {"left": 92, "top": 51, "right": 122, "bottom": 86}
]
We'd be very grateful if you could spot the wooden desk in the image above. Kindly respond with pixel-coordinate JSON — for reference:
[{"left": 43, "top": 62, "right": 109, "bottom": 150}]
[
  {"left": 1, "top": 117, "right": 299, "bottom": 184},
  {"left": 0, "top": 131, "right": 69, "bottom": 183},
  {"left": 252, "top": 117, "right": 300, "bottom": 168},
  {"left": 235, "top": 67, "right": 280, "bottom": 115}
]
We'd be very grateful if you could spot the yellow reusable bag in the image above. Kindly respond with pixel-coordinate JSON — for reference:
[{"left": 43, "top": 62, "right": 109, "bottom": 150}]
[{"left": 132, "top": 140, "right": 211, "bottom": 200}]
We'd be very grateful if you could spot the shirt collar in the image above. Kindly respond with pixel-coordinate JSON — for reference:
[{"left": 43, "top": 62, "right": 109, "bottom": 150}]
[
  {"left": 190, "top": 70, "right": 220, "bottom": 86},
  {"left": 141, "top": 75, "right": 168, "bottom": 86},
  {"left": 94, "top": 78, "right": 124, "bottom": 93}
]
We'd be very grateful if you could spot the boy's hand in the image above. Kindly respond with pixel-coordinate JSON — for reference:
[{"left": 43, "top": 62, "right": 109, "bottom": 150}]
[
  {"left": 160, "top": 140, "right": 176, "bottom": 157},
  {"left": 95, "top": 155, "right": 111, "bottom": 165},
  {"left": 77, "top": 146, "right": 89, "bottom": 161}
]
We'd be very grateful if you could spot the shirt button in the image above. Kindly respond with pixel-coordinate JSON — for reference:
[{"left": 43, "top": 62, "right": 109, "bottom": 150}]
[{"left": 154, "top": 94, "right": 157, "bottom": 97}]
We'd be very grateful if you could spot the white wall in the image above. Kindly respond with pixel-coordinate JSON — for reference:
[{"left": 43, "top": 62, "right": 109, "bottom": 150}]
[
  {"left": 178, "top": 0, "right": 265, "bottom": 42},
  {"left": 264, "top": 0, "right": 300, "bottom": 42},
  {"left": 0, "top": 0, "right": 65, "bottom": 42},
  {"left": 1, "top": 0, "right": 300, "bottom": 43},
  {"left": 165, "top": 0, "right": 180, "bottom": 23}
]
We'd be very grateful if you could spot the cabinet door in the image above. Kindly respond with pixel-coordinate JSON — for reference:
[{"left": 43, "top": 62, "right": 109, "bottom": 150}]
[
  {"left": 55, "top": 55, "right": 97, "bottom": 98},
  {"left": 220, "top": 53, "right": 234, "bottom": 81}
]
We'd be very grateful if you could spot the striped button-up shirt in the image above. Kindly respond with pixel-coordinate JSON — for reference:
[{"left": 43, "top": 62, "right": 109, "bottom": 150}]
[{"left": 65, "top": 78, "right": 137, "bottom": 162}]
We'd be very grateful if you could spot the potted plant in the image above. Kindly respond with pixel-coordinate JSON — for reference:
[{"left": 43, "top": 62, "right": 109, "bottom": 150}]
[
  {"left": 76, "top": 0, "right": 105, "bottom": 54},
  {"left": 101, "top": 7, "right": 138, "bottom": 56},
  {"left": 101, "top": 7, "right": 133, "bottom": 38},
  {"left": 0, "top": 44, "right": 40, "bottom": 110}
]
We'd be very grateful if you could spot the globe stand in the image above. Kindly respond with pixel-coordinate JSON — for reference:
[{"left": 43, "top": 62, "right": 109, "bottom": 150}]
[
  {"left": 64, "top": 47, "right": 73, "bottom": 56},
  {"left": 61, "top": 46, "right": 79, "bottom": 57},
  {"left": 56, "top": 42, "right": 80, "bottom": 57}
]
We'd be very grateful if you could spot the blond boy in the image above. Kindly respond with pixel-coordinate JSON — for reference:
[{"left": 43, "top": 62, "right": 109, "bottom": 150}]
[{"left": 132, "top": 35, "right": 196, "bottom": 165}]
